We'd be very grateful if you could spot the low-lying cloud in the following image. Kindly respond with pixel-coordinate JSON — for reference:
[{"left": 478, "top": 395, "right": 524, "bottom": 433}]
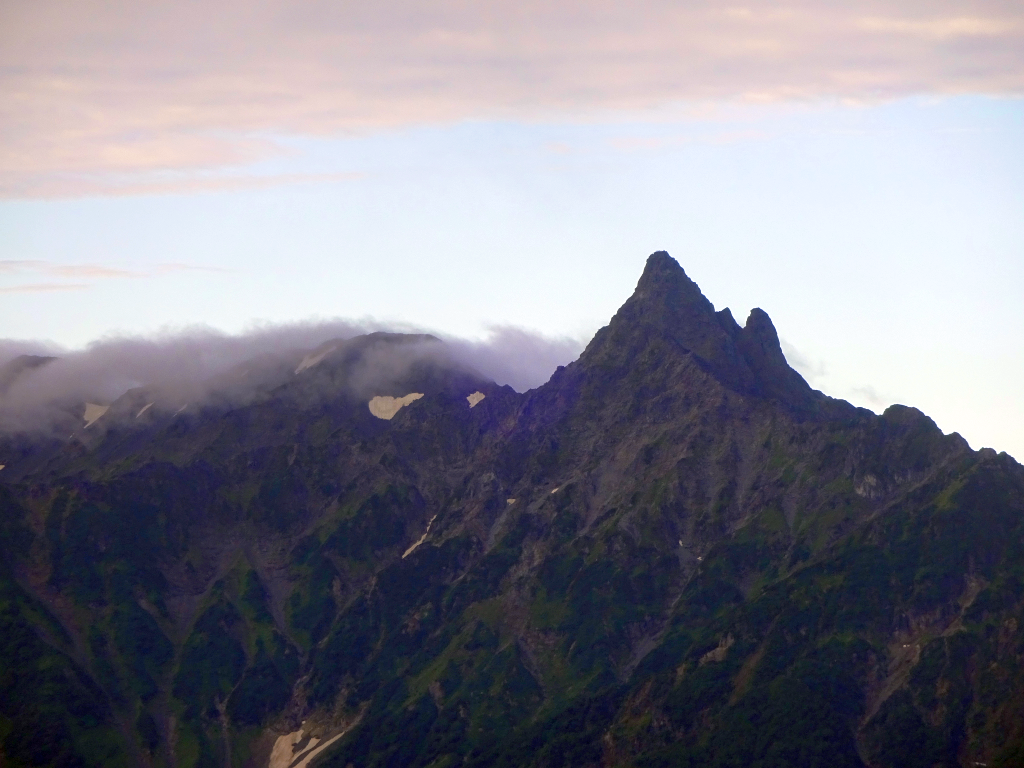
[
  {"left": 2, "top": 0, "right": 1021, "bottom": 197},
  {"left": 0, "top": 322, "right": 584, "bottom": 433}
]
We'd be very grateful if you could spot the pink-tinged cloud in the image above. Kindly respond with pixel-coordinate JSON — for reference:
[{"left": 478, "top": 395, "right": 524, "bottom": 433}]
[
  {"left": 2, "top": 261, "right": 134, "bottom": 279},
  {"left": 48, "top": 265, "right": 138, "bottom": 279},
  {"left": 0, "top": 260, "right": 232, "bottom": 291},
  {"left": 1, "top": 0, "right": 1021, "bottom": 198},
  {"left": 0, "top": 283, "right": 89, "bottom": 294},
  {"left": 0, "top": 169, "right": 361, "bottom": 200}
]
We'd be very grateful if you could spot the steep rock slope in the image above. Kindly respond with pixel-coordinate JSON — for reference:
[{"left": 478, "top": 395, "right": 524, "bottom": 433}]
[{"left": 0, "top": 253, "right": 1021, "bottom": 768}]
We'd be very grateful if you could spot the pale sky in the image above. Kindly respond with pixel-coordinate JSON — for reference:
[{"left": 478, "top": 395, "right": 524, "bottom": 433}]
[{"left": 1, "top": 0, "right": 1022, "bottom": 459}]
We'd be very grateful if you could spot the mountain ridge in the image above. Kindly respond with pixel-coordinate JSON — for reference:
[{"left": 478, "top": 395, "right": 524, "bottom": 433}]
[{"left": 0, "top": 252, "right": 1021, "bottom": 768}]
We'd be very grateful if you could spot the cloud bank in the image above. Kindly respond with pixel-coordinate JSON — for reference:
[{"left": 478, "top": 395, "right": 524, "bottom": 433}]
[
  {"left": 2, "top": 0, "right": 1021, "bottom": 197},
  {"left": 0, "top": 323, "right": 584, "bottom": 433}
]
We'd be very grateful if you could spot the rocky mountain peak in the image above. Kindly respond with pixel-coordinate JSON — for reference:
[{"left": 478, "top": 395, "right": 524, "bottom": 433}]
[
  {"left": 582, "top": 251, "right": 816, "bottom": 411},
  {"left": 736, "top": 306, "right": 817, "bottom": 409},
  {"left": 630, "top": 250, "right": 713, "bottom": 310}
]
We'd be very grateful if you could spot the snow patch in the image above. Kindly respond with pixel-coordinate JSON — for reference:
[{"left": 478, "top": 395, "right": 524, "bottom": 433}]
[
  {"left": 295, "top": 344, "right": 338, "bottom": 374},
  {"left": 269, "top": 731, "right": 304, "bottom": 768},
  {"left": 83, "top": 403, "right": 109, "bottom": 428},
  {"left": 136, "top": 402, "right": 154, "bottom": 419},
  {"left": 269, "top": 728, "right": 347, "bottom": 768},
  {"left": 402, "top": 514, "right": 438, "bottom": 558},
  {"left": 467, "top": 391, "right": 485, "bottom": 408},
  {"left": 368, "top": 393, "right": 423, "bottom": 420},
  {"left": 699, "top": 634, "right": 734, "bottom": 666}
]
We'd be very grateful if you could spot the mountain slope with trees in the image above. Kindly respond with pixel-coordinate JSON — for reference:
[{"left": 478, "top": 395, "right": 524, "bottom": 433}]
[{"left": 1, "top": 252, "right": 1021, "bottom": 768}]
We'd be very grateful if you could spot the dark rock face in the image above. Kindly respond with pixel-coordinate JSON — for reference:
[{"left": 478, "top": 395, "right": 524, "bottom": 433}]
[
  {"left": 1, "top": 252, "right": 1022, "bottom": 768},
  {"left": 591, "top": 252, "right": 817, "bottom": 411}
]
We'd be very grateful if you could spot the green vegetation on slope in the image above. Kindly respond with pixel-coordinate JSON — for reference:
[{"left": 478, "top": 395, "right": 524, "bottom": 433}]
[{"left": 1, "top": 255, "right": 1022, "bottom": 768}]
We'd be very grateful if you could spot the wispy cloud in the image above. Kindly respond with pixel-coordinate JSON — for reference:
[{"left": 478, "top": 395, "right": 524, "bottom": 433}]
[
  {"left": 0, "top": 282, "right": 89, "bottom": 294},
  {"left": 0, "top": 170, "right": 363, "bottom": 200},
  {"left": 780, "top": 339, "right": 827, "bottom": 384},
  {"left": 1, "top": 0, "right": 1021, "bottom": 199},
  {"left": 0, "top": 262, "right": 138, "bottom": 279},
  {"left": 0, "top": 261, "right": 45, "bottom": 274},
  {"left": 857, "top": 15, "right": 1017, "bottom": 40},
  {"left": 851, "top": 384, "right": 890, "bottom": 410},
  {"left": 0, "top": 260, "right": 228, "bottom": 293},
  {"left": 608, "top": 128, "right": 769, "bottom": 152}
]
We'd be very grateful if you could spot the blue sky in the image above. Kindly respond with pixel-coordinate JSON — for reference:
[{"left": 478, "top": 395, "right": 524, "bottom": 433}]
[{"left": 1, "top": 1, "right": 1022, "bottom": 458}]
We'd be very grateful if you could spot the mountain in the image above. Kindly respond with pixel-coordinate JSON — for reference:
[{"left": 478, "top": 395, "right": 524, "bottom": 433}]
[{"left": 1, "top": 252, "right": 1022, "bottom": 768}]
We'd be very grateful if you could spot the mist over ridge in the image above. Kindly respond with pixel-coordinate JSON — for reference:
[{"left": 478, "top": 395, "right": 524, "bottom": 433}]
[{"left": 0, "top": 320, "right": 585, "bottom": 434}]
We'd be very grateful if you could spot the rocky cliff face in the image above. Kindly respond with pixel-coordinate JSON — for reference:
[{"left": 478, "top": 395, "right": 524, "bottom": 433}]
[{"left": 1, "top": 252, "right": 1022, "bottom": 768}]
